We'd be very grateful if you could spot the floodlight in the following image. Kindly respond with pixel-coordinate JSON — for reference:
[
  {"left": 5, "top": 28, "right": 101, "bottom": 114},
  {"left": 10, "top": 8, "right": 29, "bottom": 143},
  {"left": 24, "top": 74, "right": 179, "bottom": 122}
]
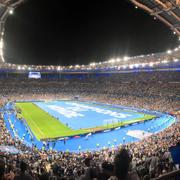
[
  {"left": 116, "top": 58, "right": 121, "bottom": 62},
  {"left": 174, "top": 48, "right": 178, "bottom": 51},
  {"left": 173, "top": 59, "right": 178, "bottom": 62},
  {"left": 9, "top": 9, "right": 14, "bottom": 15},
  {"left": 123, "top": 56, "right": 129, "bottom": 61},
  {"left": 166, "top": 50, "right": 172, "bottom": 54},
  {"left": 0, "top": 40, "right": 3, "bottom": 49},
  {"left": 129, "top": 64, "right": 134, "bottom": 69},
  {"left": 149, "top": 62, "right": 154, "bottom": 67}
]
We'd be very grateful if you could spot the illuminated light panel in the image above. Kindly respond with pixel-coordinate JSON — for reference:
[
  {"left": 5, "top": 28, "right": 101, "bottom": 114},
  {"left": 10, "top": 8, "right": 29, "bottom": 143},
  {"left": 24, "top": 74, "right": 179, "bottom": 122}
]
[
  {"left": 9, "top": 9, "right": 14, "bottom": 15},
  {"left": 167, "top": 50, "right": 172, "bottom": 54}
]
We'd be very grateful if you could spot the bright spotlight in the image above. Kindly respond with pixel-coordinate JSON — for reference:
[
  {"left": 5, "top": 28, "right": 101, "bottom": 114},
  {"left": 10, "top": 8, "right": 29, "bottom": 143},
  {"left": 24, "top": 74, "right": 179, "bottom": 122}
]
[
  {"left": 90, "top": 63, "right": 96, "bottom": 66},
  {"left": 162, "top": 60, "right": 168, "bottom": 64},
  {"left": 57, "top": 66, "right": 61, "bottom": 71},
  {"left": 0, "top": 40, "right": 3, "bottom": 49},
  {"left": 123, "top": 56, "right": 129, "bottom": 61},
  {"left": 9, "top": 9, "right": 14, "bottom": 15},
  {"left": 173, "top": 59, "right": 179, "bottom": 62},
  {"left": 149, "top": 62, "right": 154, "bottom": 67},
  {"left": 134, "top": 64, "right": 139, "bottom": 68},
  {"left": 116, "top": 58, "right": 121, "bottom": 62},
  {"left": 111, "top": 59, "right": 115, "bottom": 63},
  {"left": 129, "top": 64, "right": 134, "bottom": 69},
  {"left": 166, "top": 50, "right": 172, "bottom": 54}
]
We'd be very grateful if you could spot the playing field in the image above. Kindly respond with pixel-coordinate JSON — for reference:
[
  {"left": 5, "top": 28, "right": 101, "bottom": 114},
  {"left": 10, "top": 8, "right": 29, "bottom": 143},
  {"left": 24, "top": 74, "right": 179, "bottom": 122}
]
[{"left": 16, "top": 101, "right": 155, "bottom": 140}]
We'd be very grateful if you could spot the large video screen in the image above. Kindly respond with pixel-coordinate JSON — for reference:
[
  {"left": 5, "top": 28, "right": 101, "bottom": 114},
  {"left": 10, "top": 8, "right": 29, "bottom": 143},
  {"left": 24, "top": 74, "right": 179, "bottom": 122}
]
[{"left": 28, "top": 72, "right": 41, "bottom": 79}]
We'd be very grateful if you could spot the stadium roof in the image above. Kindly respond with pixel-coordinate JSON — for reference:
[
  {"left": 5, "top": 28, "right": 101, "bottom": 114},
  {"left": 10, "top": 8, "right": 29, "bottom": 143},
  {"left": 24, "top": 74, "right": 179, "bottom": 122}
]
[
  {"left": 0, "top": 0, "right": 24, "bottom": 22},
  {"left": 129, "top": 0, "right": 180, "bottom": 36},
  {"left": 0, "top": 0, "right": 25, "bottom": 63}
]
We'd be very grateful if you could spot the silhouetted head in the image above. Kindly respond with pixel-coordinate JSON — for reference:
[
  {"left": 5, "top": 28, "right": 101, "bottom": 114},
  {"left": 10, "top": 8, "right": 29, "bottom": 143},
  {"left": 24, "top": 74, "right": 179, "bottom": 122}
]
[{"left": 114, "top": 148, "right": 131, "bottom": 180}]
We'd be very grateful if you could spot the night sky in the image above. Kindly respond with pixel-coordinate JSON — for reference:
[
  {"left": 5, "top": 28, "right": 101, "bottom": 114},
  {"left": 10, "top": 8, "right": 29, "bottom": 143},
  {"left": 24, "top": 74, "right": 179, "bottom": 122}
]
[{"left": 4, "top": 0, "right": 179, "bottom": 66}]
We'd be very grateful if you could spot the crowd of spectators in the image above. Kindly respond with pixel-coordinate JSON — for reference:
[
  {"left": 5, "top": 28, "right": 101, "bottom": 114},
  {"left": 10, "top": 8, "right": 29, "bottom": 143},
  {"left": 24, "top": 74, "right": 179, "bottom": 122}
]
[
  {"left": 0, "top": 115, "right": 179, "bottom": 180},
  {"left": 0, "top": 70, "right": 179, "bottom": 180},
  {"left": 0, "top": 71, "right": 179, "bottom": 112}
]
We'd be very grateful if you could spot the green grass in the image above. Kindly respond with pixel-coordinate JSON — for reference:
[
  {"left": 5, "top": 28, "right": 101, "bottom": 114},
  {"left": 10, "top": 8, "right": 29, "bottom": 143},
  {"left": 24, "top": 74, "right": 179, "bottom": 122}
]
[
  {"left": 16, "top": 102, "right": 156, "bottom": 140},
  {"left": 16, "top": 102, "right": 88, "bottom": 140}
]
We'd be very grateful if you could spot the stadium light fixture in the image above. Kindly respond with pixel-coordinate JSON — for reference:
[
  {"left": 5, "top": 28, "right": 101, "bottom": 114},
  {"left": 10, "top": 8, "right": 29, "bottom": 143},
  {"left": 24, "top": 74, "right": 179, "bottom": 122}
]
[
  {"left": 174, "top": 48, "right": 178, "bottom": 51},
  {"left": 135, "top": 6, "right": 138, "bottom": 9},
  {"left": 162, "top": 60, "right": 168, "bottom": 64},
  {"left": 123, "top": 56, "right": 129, "bottom": 61},
  {"left": 149, "top": 62, "right": 154, "bottom": 67},
  {"left": 173, "top": 59, "right": 179, "bottom": 62},
  {"left": 166, "top": 50, "right": 172, "bottom": 54},
  {"left": 111, "top": 59, "right": 115, "bottom": 63},
  {"left": 0, "top": 40, "right": 3, "bottom": 49},
  {"left": 141, "top": 63, "right": 146, "bottom": 67},
  {"left": 134, "top": 64, "right": 139, "bottom": 68},
  {"left": 9, "top": 9, "right": 14, "bottom": 15},
  {"left": 90, "top": 63, "right": 96, "bottom": 66},
  {"left": 116, "top": 58, "right": 121, "bottom": 62},
  {"left": 129, "top": 64, "right": 134, "bottom": 69},
  {"left": 0, "top": 39, "right": 5, "bottom": 62},
  {"left": 108, "top": 59, "right": 114, "bottom": 63}
]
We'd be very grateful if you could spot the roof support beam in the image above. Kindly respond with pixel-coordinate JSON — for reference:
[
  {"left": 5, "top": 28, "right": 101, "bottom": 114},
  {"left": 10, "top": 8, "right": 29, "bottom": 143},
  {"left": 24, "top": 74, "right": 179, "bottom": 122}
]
[
  {"left": 130, "top": 0, "right": 180, "bottom": 36},
  {"left": 176, "top": 0, "right": 180, "bottom": 6},
  {"left": 154, "top": 0, "right": 180, "bottom": 22},
  {"left": 11, "top": 0, "right": 24, "bottom": 8}
]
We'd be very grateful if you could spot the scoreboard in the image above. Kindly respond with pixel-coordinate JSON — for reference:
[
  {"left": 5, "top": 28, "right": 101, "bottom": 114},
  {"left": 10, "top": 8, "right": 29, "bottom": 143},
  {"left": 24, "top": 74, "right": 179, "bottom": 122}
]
[{"left": 28, "top": 72, "right": 41, "bottom": 79}]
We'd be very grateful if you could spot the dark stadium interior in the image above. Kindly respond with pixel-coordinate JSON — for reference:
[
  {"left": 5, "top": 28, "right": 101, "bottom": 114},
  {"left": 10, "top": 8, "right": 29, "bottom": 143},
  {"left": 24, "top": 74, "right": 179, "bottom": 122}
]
[{"left": 4, "top": 0, "right": 179, "bottom": 65}]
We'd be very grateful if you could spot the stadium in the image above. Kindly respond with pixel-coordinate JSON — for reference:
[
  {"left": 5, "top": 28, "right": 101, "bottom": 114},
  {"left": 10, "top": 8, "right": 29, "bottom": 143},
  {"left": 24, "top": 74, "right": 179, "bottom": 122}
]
[{"left": 0, "top": 0, "right": 180, "bottom": 180}]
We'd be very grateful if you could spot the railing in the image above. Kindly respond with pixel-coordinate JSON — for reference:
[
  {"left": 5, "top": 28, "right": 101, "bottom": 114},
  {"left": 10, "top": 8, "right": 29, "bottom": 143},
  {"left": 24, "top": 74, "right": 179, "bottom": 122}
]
[{"left": 152, "top": 169, "right": 180, "bottom": 180}]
